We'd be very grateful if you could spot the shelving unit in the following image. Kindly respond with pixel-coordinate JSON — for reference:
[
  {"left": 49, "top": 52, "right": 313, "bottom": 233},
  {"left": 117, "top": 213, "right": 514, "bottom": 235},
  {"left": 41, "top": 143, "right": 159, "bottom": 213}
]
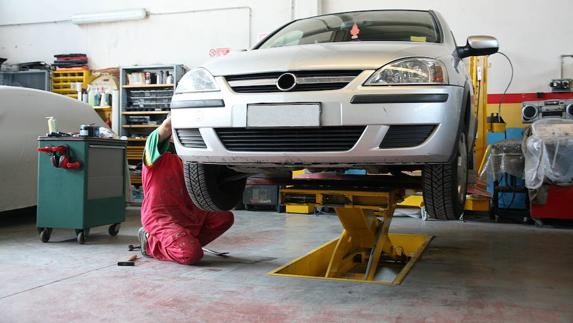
[
  {"left": 119, "top": 64, "right": 185, "bottom": 199},
  {"left": 52, "top": 70, "right": 93, "bottom": 99}
]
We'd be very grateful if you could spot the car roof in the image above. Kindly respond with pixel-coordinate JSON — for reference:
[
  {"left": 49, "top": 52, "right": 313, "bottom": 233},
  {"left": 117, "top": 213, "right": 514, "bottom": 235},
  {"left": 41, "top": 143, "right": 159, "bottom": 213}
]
[{"left": 304, "top": 9, "right": 434, "bottom": 20}]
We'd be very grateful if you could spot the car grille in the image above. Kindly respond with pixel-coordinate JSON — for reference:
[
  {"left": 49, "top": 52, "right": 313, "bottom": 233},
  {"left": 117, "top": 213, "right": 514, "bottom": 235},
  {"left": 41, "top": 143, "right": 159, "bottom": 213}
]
[
  {"left": 225, "top": 70, "right": 362, "bottom": 93},
  {"left": 379, "top": 125, "right": 436, "bottom": 149},
  {"left": 175, "top": 128, "right": 207, "bottom": 149},
  {"left": 215, "top": 126, "right": 366, "bottom": 152}
]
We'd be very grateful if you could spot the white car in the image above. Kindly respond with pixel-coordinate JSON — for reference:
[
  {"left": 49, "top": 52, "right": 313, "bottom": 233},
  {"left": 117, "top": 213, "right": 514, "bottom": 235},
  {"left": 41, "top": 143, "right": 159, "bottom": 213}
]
[
  {"left": 0, "top": 86, "right": 106, "bottom": 212},
  {"left": 171, "top": 10, "right": 498, "bottom": 219}
]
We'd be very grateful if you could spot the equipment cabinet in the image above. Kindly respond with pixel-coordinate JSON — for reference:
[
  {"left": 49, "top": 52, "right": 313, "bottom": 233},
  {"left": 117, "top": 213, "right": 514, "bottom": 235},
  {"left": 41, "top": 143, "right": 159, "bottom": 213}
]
[{"left": 36, "top": 137, "right": 127, "bottom": 244}]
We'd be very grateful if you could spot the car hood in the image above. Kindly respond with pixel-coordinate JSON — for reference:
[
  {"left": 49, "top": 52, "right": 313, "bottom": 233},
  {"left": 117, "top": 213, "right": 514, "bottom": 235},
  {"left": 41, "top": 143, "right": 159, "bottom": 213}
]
[{"left": 203, "top": 42, "right": 452, "bottom": 76}]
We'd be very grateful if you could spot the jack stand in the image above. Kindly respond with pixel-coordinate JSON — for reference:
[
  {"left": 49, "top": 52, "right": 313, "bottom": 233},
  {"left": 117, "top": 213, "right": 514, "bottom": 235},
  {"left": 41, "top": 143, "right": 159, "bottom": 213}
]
[{"left": 270, "top": 188, "right": 432, "bottom": 284}]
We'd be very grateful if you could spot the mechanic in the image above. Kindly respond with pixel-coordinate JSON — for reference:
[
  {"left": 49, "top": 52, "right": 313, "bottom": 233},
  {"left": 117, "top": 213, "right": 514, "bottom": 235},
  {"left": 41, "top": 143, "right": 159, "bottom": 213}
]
[{"left": 137, "top": 116, "right": 234, "bottom": 265}]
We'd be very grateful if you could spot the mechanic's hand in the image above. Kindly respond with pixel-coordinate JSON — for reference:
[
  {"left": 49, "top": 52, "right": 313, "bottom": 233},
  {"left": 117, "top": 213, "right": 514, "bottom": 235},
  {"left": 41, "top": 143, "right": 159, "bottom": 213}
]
[{"left": 158, "top": 116, "right": 172, "bottom": 143}]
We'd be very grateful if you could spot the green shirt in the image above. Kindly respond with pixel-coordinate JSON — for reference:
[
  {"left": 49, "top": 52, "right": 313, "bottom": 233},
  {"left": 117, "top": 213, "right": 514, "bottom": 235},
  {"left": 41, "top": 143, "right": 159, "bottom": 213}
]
[{"left": 144, "top": 129, "right": 170, "bottom": 166}]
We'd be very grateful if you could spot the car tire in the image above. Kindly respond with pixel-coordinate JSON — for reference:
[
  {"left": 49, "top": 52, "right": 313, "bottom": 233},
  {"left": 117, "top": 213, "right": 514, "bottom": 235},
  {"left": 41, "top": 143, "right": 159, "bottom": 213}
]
[
  {"left": 422, "top": 133, "right": 468, "bottom": 220},
  {"left": 184, "top": 162, "right": 247, "bottom": 212}
]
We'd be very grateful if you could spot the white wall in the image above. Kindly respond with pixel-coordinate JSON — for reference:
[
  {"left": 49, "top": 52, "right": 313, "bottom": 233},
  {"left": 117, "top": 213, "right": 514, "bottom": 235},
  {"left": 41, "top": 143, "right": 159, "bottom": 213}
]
[{"left": 1, "top": 0, "right": 572, "bottom": 93}]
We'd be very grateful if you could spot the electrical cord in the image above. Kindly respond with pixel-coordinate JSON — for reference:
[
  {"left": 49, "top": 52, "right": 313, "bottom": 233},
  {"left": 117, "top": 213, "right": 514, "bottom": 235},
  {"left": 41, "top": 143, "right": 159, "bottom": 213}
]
[
  {"left": 497, "top": 52, "right": 514, "bottom": 140},
  {"left": 475, "top": 76, "right": 482, "bottom": 123},
  {"left": 496, "top": 51, "right": 515, "bottom": 116}
]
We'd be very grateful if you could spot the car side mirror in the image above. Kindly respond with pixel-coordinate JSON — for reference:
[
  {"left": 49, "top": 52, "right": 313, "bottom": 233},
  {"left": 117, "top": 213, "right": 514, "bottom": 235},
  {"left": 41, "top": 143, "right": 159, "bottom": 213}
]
[{"left": 457, "top": 35, "right": 499, "bottom": 59}]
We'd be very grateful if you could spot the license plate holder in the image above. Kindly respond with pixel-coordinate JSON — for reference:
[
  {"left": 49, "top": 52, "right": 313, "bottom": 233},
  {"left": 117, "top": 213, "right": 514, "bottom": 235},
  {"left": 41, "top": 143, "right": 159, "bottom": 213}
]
[{"left": 247, "top": 103, "right": 321, "bottom": 128}]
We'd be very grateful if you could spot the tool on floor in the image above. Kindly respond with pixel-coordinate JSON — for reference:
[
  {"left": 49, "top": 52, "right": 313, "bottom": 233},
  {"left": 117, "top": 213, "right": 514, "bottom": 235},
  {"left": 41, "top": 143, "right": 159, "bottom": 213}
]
[
  {"left": 118, "top": 254, "right": 139, "bottom": 266},
  {"left": 128, "top": 244, "right": 141, "bottom": 251},
  {"left": 129, "top": 244, "right": 229, "bottom": 258},
  {"left": 271, "top": 178, "right": 432, "bottom": 285},
  {"left": 202, "top": 248, "right": 230, "bottom": 258}
]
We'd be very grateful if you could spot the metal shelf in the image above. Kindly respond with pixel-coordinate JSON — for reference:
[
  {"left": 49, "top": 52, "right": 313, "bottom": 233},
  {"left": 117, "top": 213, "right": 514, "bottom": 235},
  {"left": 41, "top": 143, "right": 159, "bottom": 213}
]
[
  {"left": 123, "top": 84, "right": 175, "bottom": 89},
  {"left": 122, "top": 111, "right": 169, "bottom": 115},
  {"left": 120, "top": 64, "right": 185, "bottom": 195},
  {"left": 122, "top": 124, "right": 159, "bottom": 128}
]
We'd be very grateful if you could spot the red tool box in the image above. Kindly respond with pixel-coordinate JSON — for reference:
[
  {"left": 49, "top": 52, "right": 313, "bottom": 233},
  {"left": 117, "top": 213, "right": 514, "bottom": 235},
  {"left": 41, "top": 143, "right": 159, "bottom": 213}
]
[{"left": 530, "top": 185, "right": 573, "bottom": 220}]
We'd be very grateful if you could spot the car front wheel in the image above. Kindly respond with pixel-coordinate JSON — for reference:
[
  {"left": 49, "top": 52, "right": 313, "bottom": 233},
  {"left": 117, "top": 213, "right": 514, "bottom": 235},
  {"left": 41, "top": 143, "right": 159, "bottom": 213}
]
[
  {"left": 184, "top": 162, "right": 247, "bottom": 211},
  {"left": 422, "top": 133, "right": 468, "bottom": 220}
]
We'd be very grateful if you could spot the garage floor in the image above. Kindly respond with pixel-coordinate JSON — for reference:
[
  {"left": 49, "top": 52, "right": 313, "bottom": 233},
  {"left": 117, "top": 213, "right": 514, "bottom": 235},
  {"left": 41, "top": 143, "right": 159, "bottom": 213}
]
[{"left": 1, "top": 207, "right": 572, "bottom": 322}]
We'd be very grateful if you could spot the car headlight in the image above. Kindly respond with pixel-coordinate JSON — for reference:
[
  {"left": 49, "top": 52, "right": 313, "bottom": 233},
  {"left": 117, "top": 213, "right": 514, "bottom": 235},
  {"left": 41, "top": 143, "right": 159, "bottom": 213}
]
[
  {"left": 175, "top": 68, "right": 219, "bottom": 93},
  {"left": 364, "top": 58, "right": 448, "bottom": 85}
]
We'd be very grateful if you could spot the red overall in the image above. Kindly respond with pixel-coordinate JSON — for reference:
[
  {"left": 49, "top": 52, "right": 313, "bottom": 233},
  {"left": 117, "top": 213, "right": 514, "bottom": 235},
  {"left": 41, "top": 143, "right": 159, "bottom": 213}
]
[{"left": 141, "top": 153, "right": 234, "bottom": 265}]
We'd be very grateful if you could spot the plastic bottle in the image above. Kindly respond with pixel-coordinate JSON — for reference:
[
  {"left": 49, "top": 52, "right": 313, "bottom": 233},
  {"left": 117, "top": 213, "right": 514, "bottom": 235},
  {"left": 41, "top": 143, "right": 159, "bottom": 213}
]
[
  {"left": 46, "top": 117, "right": 57, "bottom": 134},
  {"left": 94, "top": 88, "right": 101, "bottom": 106},
  {"left": 87, "top": 86, "right": 95, "bottom": 106},
  {"left": 82, "top": 90, "right": 88, "bottom": 104},
  {"left": 165, "top": 71, "right": 174, "bottom": 84},
  {"left": 100, "top": 88, "right": 108, "bottom": 106}
]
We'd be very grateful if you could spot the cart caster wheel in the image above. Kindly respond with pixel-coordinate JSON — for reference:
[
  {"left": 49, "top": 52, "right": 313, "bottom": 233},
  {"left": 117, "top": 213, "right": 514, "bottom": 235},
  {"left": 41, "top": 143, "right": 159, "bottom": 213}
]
[
  {"left": 39, "top": 228, "right": 52, "bottom": 243},
  {"left": 75, "top": 229, "right": 90, "bottom": 237},
  {"left": 108, "top": 223, "right": 121, "bottom": 237},
  {"left": 77, "top": 231, "right": 86, "bottom": 244}
]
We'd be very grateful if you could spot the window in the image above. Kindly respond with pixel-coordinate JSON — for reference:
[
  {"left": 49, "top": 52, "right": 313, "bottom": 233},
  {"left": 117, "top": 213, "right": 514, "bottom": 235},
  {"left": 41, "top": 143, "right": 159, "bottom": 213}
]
[{"left": 259, "top": 10, "right": 440, "bottom": 49}]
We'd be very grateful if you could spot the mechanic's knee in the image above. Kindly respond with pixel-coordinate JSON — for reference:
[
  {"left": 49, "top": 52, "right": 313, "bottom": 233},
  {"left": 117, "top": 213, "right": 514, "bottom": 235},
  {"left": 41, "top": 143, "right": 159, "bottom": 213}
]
[
  {"left": 169, "top": 234, "right": 204, "bottom": 265},
  {"left": 176, "top": 242, "right": 203, "bottom": 265},
  {"left": 220, "top": 211, "right": 234, "bottom": 230}
]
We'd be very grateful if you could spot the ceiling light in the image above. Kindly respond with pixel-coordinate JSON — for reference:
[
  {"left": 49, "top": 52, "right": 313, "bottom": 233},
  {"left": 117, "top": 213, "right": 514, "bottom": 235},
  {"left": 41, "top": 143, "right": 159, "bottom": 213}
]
[{"left": 71, "top": 9, "right": 147, "bottom": 25}]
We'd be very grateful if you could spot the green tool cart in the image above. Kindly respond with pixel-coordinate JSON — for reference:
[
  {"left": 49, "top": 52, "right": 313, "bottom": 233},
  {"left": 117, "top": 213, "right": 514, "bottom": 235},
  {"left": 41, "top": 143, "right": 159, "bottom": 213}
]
[{"left": 36, "top": 137, "right": 127, "bottom": 244}]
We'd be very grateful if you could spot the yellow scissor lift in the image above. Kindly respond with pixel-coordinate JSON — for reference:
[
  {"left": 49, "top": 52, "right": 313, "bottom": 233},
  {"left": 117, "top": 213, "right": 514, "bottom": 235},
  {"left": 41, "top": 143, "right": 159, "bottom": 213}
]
[{"left": 270, "top": 185, "right": 432, "bottom": 285}]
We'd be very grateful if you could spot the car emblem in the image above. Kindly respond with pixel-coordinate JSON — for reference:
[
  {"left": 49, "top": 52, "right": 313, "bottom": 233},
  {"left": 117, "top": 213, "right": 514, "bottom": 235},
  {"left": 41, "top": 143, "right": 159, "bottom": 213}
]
[{"left": 276, "top": 73, "right": 297, "bottom": 91}]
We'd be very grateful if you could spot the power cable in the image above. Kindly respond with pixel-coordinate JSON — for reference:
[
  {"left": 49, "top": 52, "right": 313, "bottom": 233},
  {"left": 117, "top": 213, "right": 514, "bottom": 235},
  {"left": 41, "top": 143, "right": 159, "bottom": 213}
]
[{"left": 496, "top": 51, "right": 514, "bottom": 115}]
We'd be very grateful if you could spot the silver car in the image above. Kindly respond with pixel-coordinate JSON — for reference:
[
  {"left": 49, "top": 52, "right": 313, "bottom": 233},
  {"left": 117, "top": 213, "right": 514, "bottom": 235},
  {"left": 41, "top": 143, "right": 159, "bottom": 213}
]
[{"left": 171, "top": 10, "right": 498, "bottom": 219}]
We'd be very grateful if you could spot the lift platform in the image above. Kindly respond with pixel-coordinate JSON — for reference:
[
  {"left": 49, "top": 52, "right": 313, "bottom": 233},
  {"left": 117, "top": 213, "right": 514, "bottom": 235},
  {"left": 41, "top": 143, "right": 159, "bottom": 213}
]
[{"left": 270, "top": 185, "right": 432, "bottom": 285}]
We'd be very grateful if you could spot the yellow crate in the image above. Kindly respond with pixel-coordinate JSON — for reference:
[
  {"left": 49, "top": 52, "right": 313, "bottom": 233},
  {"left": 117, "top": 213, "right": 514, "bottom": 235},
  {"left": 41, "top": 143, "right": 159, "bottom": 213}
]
[
  {"left": 464, "top": 195, "right": 490, "bottom": 212},
  {"left": 51, "top": 70, "right": 93, "bottom": 97},
  {"left": 286, "top": 204, "right": 314, "bottom": 214},
  {"left": 52, "top": 88, "right": 75, "bottom": 92},
  {"left": 397, "top": 195, "right": 424, "bottom": 208}
]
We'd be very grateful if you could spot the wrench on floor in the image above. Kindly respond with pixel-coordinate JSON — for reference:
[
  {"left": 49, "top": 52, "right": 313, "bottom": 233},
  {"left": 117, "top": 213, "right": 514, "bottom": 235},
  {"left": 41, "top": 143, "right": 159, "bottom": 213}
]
[
  {"left": 202, "top": 248, "right": 230, "bottom": 258},
  {"left": 130, "top": 244, "right": 229, "bottom": 258}
]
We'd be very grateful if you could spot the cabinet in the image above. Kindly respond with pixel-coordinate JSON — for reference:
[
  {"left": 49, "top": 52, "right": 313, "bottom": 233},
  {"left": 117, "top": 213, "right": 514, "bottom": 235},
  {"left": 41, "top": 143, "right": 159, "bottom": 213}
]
[
  {"left": 0, "top": 69, "right": 50, "bottom": 91},
  {"left": 119, "top": 65, "right": 185, "bottom": 197},
  {"left": 36, "top": 137, "right": 127, "bottom": 244}
]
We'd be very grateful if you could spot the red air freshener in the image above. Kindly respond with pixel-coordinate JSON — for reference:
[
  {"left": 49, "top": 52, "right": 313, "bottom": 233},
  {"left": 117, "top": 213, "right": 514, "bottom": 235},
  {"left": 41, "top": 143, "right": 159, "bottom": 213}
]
[{"left": 350, "top": 23, "right": 360, "bottom": 39}]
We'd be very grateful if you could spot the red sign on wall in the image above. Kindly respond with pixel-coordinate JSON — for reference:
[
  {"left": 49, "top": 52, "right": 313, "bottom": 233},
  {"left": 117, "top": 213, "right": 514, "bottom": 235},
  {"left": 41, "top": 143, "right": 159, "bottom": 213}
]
[{"left": 209, "top": 48, "right": 231, "bottom": 57}]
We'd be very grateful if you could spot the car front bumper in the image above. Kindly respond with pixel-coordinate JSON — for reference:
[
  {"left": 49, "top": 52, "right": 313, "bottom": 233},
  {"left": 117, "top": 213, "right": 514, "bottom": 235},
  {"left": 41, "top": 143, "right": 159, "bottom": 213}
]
[{"left": 171, "top": 71, "right": 465, "bottom": 168}]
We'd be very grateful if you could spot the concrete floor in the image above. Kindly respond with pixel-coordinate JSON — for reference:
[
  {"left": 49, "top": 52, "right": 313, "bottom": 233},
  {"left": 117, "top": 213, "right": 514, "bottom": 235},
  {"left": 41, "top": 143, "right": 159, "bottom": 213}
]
[{"left": 1, "top": 207, "right": 572, "bottom": 322}]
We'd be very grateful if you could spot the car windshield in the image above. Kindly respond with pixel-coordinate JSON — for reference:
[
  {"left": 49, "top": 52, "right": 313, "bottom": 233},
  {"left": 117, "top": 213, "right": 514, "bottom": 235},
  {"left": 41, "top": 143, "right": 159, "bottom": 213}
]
[{"left": 258, "top": 10, "right": 440, "bottom": 49}]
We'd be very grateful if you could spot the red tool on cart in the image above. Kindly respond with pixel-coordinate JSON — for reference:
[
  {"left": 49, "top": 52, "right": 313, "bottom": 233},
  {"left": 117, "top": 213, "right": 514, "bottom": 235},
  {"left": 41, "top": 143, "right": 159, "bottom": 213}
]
[{"left": 36, "top": 145, "right": 81, "bottom": 169}]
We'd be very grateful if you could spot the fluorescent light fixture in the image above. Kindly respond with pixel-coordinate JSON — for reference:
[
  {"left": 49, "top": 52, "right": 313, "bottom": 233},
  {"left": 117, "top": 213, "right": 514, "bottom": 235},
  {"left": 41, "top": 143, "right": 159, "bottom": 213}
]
[{"left": 71, "top": 8, "right": 147, "bottom": 25}]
